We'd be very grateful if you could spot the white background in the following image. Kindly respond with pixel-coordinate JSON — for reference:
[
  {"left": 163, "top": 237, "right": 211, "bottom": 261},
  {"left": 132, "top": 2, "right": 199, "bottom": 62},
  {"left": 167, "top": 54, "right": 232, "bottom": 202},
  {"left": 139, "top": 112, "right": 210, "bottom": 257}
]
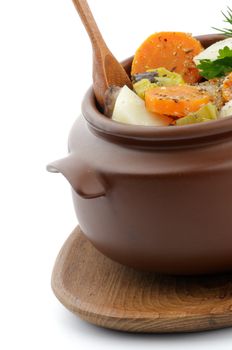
[{"left": 1, "top": 0, "right": 232, "bottom": 349}]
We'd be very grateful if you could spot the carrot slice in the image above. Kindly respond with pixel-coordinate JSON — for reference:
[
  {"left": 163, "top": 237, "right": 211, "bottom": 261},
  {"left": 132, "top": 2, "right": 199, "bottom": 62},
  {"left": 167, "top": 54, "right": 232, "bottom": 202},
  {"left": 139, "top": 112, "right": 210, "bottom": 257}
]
[
  {"left": 131, "top": 32, "right": 203, "bottom": 84},
  {"left": 222, "top": 72, "right": 232, "bottom": 102},
  {"left": 145, "top": 85, "right": 211, "bottom": 117}
]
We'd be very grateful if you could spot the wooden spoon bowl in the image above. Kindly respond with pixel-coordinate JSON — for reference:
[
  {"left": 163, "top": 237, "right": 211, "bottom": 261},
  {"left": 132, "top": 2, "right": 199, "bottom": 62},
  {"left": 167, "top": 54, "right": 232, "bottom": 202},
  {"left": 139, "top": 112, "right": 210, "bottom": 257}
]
[{"left": 72, "top": 0, "right": 132, "bottom": 108}]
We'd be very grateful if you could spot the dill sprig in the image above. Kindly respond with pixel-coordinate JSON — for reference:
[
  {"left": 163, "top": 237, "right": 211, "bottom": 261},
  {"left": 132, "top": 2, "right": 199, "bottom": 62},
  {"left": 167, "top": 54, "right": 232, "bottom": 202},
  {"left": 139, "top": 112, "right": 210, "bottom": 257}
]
[{"left": 212, "top": 6, "right": 232, "bottom": 37}]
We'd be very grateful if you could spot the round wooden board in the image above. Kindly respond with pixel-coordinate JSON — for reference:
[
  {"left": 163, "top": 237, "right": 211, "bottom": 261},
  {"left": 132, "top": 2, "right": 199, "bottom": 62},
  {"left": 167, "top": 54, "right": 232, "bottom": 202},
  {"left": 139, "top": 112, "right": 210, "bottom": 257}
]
[{"left": 52, "top": 226, "right": 232, "bottom": 333}]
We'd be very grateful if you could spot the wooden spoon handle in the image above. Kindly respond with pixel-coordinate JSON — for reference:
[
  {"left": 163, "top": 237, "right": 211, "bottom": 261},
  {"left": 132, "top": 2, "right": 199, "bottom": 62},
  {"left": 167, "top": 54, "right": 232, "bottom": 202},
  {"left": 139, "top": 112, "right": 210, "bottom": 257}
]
[
  {"left": 71, "top": 0, "right": 132, "bottom": 108},
  {"left": 72, "top": 0, "right": 108, "bottom": 53}
]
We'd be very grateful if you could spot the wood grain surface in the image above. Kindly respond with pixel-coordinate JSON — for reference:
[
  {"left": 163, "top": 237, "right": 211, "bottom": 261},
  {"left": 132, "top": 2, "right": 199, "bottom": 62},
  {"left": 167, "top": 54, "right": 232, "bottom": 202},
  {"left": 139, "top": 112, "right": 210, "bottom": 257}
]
[{"left": 52, "top": 226, "right": 232, "bottom": 333}]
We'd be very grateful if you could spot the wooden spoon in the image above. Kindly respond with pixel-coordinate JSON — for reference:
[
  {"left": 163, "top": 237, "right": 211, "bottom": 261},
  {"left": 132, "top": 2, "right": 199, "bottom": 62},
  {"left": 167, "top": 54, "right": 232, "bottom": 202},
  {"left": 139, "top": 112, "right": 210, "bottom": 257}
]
[{"left": 72, "top": 0, "right": 132, "bottom": 109}]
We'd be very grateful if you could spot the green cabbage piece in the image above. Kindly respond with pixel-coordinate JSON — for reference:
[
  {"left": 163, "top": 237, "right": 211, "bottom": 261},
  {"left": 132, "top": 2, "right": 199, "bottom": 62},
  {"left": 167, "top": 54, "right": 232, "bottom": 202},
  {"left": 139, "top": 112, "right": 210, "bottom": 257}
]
[
  {"left": 133, "top": 67, "right": 184, "bottom": 99},
  {"left": 151, "top": 67, "right": 185, "bottom": 86},
  {"left": 133, "top": 79, "right": 157, "bottom": 99},
  {"left": 176, "top": 103, "right": 218, "bottom": 126}
]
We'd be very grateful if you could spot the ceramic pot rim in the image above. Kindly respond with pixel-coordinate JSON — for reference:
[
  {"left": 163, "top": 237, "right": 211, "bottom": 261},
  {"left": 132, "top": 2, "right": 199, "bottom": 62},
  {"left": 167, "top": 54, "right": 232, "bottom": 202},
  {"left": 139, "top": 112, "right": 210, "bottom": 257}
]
[{"left": 81, "top": 34, "right": 232, "bottom": 145}]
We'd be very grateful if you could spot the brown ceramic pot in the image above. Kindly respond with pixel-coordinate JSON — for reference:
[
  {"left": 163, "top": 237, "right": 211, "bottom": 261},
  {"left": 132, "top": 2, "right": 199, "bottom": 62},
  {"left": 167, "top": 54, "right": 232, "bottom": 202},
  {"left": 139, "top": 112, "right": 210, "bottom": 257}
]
[{"left": 48, "top": 34, "right": 232, "bottom": 275}]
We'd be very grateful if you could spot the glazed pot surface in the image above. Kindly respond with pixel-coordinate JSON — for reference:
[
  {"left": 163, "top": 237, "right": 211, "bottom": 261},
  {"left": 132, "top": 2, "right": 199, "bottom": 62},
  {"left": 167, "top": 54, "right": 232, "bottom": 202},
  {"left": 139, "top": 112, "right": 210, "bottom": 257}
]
[
  {"left": 48, "top": 34, "right": 232, "bottom": 275},
  {"left": 69, "top": 116, "right": 232, "bottom": 275}
]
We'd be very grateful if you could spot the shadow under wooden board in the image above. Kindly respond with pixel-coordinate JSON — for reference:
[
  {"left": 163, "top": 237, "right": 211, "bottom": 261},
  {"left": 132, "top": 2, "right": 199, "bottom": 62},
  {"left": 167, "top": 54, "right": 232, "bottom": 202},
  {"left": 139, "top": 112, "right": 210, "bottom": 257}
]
[{"left": 52, "top": 226, "right": 232, "bottom": 333}]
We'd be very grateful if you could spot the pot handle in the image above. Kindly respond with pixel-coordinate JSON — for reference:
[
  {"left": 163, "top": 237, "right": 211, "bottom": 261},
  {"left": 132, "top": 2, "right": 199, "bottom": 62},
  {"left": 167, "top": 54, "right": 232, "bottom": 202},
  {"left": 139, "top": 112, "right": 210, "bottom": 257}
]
[{"left": 46, "top": 154, "right": 106, "bottom": 199}]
